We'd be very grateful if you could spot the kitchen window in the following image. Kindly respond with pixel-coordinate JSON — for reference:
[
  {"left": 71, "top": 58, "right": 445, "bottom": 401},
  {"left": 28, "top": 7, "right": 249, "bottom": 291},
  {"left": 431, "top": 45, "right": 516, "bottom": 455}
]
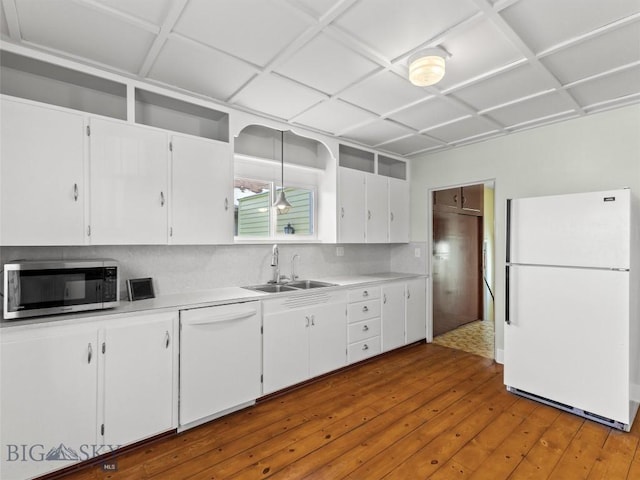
[{"left": 234, "top": 177, "right": 316, "bottom": 239}]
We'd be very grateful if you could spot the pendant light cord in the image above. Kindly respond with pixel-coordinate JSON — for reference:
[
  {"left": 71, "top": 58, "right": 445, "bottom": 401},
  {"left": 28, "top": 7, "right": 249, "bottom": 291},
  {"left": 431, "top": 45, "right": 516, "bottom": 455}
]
[{"left": 281, "top": 130, "right": 284, "bottom": 190}]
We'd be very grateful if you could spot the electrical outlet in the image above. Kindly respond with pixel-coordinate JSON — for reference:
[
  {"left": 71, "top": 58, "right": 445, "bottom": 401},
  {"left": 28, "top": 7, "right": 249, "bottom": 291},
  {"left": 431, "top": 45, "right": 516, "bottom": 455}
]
[
  {"left": 336, "top": 246, "right": 344, "bottom": 257},
  {"left": 414, "top": 248, "right": 421, "bottom": 258}
]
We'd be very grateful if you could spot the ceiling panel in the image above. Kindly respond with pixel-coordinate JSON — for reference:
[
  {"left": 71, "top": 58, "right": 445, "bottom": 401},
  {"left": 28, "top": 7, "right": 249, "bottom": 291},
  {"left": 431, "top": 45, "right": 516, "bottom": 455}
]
[
  {"left": 342, "top": 119, "right": 415, "bottom": 145},
  {"left": 174, "top": 0, "right": 312, "bottom": 67},
  {"left": 451, "top": 64, "right": 554, "bottom": 111},
  {"left": 390, "top": 97, "right": 470, "bottom": 131},
  {"left": 293, "top": 99, "right": 376, "bottom": 134},
  {"left": 426, "top": 117, "right": 498, "bottom": 143},
  {"left": 568, "top": 66, "right": 640, "bottom": 107},
  {"left": 377, "top": 134, "right": 443, "bottom": 156},
  {"left": 500, "top": 0, "right": 640, "bottom": 54},
  {"left": 93, "top": 0, "right": 173, "bottom": 25},
  {"left": 233, "top": 73, "right": 327, "bottom": 120},
  {"left": 14, "top": 0, "right": 155, "bottom": 73},
  {"left": 540, "top": 22, "right": 640, "bottom": 85},
  {"left": 338, "top": 70, "right": 430, "bottom": 115},
  {"left": 292, "top": 0, "right": 343, "bottom": 19},
  {"left": 149, "top": 36, "right": 257, "bottom": 101},
  {"left": 275, "top": 32, "right": 380, "bottom": 95},
  {"left": 333, "top": 0, "right": 478, "bottom": 61},
  {"left": 486, "top": 91, "right": 577, "bottom": 127},
  {"left": 438, "top": 18, "right": 524, "bottom": 89}
]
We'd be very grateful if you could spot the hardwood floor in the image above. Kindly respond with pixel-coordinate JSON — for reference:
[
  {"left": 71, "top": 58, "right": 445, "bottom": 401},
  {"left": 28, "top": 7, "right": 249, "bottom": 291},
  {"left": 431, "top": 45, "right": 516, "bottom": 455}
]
[{"left": 54, "top": 343, "right": 640, "bottom": 480}]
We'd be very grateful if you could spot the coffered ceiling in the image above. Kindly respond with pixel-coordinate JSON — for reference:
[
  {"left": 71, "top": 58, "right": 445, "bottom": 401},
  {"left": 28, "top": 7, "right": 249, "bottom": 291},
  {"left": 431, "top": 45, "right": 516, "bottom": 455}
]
[{"left": 1, "top": 0, "right": 639, "bottom": 158}]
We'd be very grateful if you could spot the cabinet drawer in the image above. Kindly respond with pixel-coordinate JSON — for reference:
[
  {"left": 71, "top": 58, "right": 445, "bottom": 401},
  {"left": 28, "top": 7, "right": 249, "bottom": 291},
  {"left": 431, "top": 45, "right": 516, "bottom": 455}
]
[
  {"left": 348, "top": 300, "right": 381, "bottom": 323},
  {"left": 348, "top": 286, "right": 380, "bottom": 303},
  {"left": 348, "top": 336, "right": 381, "bottom": 363},
  {"left": 348, "top": 318, "right": 381, "bottom": 343}
]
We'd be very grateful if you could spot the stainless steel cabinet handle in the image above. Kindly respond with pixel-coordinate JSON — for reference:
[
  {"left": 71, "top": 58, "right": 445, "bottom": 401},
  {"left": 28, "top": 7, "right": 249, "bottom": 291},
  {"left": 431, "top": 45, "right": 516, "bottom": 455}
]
[
  {"left": 341, "top": 207, "right": 345, "bottom": 219},
  {"left": 311, "top": 315, "right": 315, "bottom": 326},
  {"left": 305, "top": 316, "right": 310, "bottom": 328},
  {"left": 74, "top": 183, "right": 79, "bottom": 202},
  {"left": 368, "top": 210, "right": 372, "bottom": 220},
  {"left": 87, "top": 343, "right": 93, "bottom": 364},
  {"left": 383, "top": 293, "right": 387, "bottom": 304},
  {"left": 165, "top": 331, "right": 170, "bottom": 349},
  {"left": 362, "top": 306, "right": 368, "bottom": 313},
  {"left": 407, "top": 288, "right": 411, "bottom": 299},
  {"left": 363, "top": 290, "right": 369, "bottom": 297},
  {"left": 362, "top": 344, "right": 369, "bottom": 351},
  {"left": 390, "top": 212, "right": 394, "bottom": 222},
  {"left": 160, "top": 191, "right": 165, "bottom": 207},
  {"left": 362, "top": 325, "right": 369, "bottom": 332},
  {"left": 453, "top": 194, "right": 458, "bottom": 204},
  {"left": 224, "top": 198, "right": 229, "bottom": 211}
]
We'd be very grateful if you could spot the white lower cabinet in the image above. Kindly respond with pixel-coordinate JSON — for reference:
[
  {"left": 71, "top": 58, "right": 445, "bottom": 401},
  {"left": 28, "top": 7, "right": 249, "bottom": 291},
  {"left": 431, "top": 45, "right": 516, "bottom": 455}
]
[
  {"left": 0, "top": 312, "right": 178, "bottom": 480},
  {"left": 179, "top": 302, "right": 262, "bottom": 429},
  {"left": 381, "top": 282, "right": 406, "bottom": 352},
  {"left": 347, "top": 286, "right": 382, "bottom": 363},
  {"left": 406, "top": 277, "right": 428, "bottom": 343},
  {"left": 102, "top": 312, "right": 176, "bottom": 447},
  {"left": 263, "top": 291, "right": 347, "bottom": 394}
]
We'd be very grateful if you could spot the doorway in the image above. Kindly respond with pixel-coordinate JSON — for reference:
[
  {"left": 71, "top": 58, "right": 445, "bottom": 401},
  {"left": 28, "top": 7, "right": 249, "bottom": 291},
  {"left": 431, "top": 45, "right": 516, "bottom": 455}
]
[{"left": 431, "top": 183, "right": 495, "bottom": 359}]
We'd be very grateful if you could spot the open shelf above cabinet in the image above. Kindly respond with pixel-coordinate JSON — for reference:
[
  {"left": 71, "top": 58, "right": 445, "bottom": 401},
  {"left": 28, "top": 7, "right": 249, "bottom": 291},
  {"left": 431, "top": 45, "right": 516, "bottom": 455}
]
[
  {"left": 0, "top": 50, "right": 127, "bottom": 120},
  {"left": 339, "top": 144, "right": 375, "bottom": 173},
  {"left": 378, "top": 155, "right": 407, "bottom": 180},
  {"left": 135, "top": 89, "right": 229, "bottom": 142}
]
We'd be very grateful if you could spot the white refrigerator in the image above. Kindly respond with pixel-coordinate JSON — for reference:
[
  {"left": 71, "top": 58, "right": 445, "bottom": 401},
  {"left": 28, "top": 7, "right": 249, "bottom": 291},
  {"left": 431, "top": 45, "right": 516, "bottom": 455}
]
[{"left": 504, "top": 188, "right": 638, "bottom": 431}]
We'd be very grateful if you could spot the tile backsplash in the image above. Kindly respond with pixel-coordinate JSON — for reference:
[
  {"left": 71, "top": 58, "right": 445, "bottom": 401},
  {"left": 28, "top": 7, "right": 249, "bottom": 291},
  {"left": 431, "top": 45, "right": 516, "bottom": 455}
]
[{"left": 1, "top": 243, "right": 425, "bottom": 297}]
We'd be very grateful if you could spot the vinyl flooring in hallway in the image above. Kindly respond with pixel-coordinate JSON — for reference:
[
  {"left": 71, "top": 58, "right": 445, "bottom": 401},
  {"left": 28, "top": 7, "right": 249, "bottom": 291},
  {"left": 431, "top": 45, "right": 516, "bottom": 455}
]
[{"left": 432, "top": 319, "right": 495, "bottom": 359}]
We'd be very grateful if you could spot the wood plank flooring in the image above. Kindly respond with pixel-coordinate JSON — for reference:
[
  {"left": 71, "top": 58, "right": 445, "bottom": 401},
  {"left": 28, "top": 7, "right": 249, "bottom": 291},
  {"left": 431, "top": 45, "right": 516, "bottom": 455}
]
[{"left": 52, "top": 343, "right": 640, "bottom": 480}]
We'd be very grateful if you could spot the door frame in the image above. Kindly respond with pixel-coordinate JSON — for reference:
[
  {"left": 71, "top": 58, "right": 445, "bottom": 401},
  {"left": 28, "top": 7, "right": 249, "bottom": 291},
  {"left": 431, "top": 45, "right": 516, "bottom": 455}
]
[{"left": 426, "top": 179, "right": 497, "bottom": 356}]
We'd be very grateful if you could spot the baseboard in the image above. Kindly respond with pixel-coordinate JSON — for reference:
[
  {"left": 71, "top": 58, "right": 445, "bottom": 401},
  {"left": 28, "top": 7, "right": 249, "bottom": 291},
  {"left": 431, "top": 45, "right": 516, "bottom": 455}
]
[{"left": 496, "top": 348, "right": 504, "bottom": 364}]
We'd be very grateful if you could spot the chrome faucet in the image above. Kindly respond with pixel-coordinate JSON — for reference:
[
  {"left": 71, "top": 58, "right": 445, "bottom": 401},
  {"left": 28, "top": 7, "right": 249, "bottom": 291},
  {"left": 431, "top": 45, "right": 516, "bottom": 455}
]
[
  {"left": 291, "top": 254, "right": 300, "bottom": 281},
  {"left": 270, "top": 244, "right": 280, "bottom": 283}
]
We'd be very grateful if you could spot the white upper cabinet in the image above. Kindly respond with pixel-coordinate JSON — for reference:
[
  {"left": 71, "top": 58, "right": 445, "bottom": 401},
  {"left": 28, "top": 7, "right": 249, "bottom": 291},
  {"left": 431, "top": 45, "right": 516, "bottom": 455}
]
[
  {"left": 365, "top": 173, "right": 389, "bottom": 243},
  {"left": 338, "top": 166, "right": 366, "bottom": 243},
  {"left": 89, "top": 118, "right": 169, "bottom": 245},
  {"left": 0, "top": 98, "right": 87, "bottom": 246},
  {"left": 389, "top": 177, "right": 410, "bottom": 243},
  {"left": 170, "top": 135, "right": 233, "bottom": 244}
]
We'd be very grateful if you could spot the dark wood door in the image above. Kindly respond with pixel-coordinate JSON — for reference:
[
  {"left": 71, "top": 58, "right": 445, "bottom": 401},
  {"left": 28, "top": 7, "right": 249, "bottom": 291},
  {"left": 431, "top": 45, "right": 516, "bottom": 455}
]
[{"left": 432, "top": 210, "right": 482, "bottom": 336}]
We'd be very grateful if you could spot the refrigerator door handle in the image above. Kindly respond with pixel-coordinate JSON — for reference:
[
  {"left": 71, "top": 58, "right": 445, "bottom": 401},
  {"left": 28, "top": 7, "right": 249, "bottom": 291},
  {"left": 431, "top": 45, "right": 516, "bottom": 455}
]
[
  {"left": 505, "top": 265, "right": 510, "bottom": 325},
  {"left": 506, "top": 198, "right": 512, "bottom": 263}
]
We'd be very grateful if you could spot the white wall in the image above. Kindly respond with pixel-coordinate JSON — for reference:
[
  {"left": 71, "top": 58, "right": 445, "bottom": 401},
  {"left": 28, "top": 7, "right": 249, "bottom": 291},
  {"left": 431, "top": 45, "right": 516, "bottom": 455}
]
[{"left": 410, "top": 104, "right": 640, "bottom": 359}]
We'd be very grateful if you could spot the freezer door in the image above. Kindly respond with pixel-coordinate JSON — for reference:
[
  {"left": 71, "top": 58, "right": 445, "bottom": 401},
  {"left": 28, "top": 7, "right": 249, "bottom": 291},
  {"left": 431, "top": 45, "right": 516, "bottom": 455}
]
[
  {"left": 508, "top": 189, "right": 630, "bottom": 269},
  {"left": 504, "top": 265, "right": 630, "bottom": 424}
]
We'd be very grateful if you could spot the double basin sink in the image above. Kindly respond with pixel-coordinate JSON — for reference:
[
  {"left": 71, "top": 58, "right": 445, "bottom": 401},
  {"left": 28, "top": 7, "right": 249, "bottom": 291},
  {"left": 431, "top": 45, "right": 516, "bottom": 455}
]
[{"left": 243, "top": 280, "right": 336, "bottom": 294}]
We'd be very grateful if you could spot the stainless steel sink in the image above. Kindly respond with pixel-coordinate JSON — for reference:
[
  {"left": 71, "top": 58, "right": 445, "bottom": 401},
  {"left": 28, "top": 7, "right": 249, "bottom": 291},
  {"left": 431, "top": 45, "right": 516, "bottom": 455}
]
[
  {"left": 287, "top": 280, "right": 336, "bottom": 289},
  {"left": 244, "top": 284, "right": 299, "bottom": 293},
  {"left": 243, "top": 280, "right": 336, "bottom": 293}
]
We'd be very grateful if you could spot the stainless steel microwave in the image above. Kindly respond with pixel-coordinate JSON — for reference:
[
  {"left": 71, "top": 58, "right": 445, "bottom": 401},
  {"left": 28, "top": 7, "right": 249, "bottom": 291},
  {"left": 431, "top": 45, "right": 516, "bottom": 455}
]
[{"left": 3, "top": 259, "right": 120, "bottom": 320}]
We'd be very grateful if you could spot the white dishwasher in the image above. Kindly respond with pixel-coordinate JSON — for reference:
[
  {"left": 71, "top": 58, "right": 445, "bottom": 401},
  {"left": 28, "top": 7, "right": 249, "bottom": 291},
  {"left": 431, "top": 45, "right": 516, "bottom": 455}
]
[{"left": 179, "top": 301, "right": 261, "bottom": 430}]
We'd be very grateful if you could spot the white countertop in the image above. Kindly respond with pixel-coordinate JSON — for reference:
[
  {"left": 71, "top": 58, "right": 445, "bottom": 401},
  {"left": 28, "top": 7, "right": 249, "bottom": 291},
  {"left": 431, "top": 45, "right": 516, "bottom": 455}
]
[{"left": 1, "top": 272, "right": 424, "bottom": 330}]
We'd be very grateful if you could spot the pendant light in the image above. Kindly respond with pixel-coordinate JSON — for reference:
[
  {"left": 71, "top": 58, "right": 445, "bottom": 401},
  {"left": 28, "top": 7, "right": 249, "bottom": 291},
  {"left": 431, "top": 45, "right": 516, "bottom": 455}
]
[{"left": 273, "top": 130, "right": 292, "bottom": 214}]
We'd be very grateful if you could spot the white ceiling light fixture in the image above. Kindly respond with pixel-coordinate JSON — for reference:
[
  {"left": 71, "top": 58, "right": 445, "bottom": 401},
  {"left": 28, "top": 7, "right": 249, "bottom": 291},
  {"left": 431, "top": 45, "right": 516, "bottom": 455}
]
[
  {"left": 273, "top": 130, "right": 292, "bottom": 214},
  {"left": 408, "top": 47, "right": 448, "bottom": 87}
]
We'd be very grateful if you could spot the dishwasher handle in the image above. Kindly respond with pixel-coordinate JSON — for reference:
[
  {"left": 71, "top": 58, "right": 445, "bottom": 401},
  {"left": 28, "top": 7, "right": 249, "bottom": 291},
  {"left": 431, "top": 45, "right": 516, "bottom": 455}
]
[{"left": 183, "top": 309, "right": 257, "bottom": 326}]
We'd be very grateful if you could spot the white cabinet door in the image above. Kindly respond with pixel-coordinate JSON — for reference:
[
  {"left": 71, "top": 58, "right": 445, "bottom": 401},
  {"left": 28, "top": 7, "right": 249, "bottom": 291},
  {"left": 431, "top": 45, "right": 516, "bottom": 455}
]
[
  {"left": 389, "top": 178, "right": 409, "bottom": 243},
  {"left": 170, "top": 135, "right": 233, "bottom": 244},
  {"left": 263, "top": 308, "right": 310, "bottom": 395},
  {"left": 382, "top": 282, "right": 406, "bottom": 352},
  {"left": 89, "top": 118, "right": 168, "bottom": 244},
  {"left": 366, "top": 174, "right": 389, "bottom": 243},
  {"left": 1, "top": 98, "right": 86, "bottom": 246},
  {"left": 179, "top": 303, "right": 262, "bottom": 426},
  {"left": 102, "top": 312, "right": 176, "bottom": 447},
  {"left": 0, "top": 326, "right": 98, "bottom": 480},
  {"left": 406, "top": 277, "right": 427, "bottom": 343},
  {"left": 309, "top": 302, "right": 347, "bottom": 377},
  {"left": 338, "top": 167, "right": 366, "bottom": 243}
]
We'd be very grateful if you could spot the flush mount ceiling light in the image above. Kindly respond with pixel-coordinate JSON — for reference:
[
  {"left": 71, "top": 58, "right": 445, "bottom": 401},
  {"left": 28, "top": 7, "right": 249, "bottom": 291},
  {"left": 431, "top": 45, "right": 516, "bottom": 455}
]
[
  {"left": 408, "top": 48, "right": 447, "bottom": 87},
  {"left": 273, "top": 130, "right": 292, "bottom": 214}
]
